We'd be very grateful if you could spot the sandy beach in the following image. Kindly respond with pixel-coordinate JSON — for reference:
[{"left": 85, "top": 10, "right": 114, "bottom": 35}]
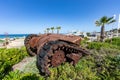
[{"left": 0, "top": 38, "right": 25, "bottom": 48}]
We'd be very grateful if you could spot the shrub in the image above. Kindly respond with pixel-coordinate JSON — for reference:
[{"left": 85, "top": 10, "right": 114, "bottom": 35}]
[
  {"left": 3, "top": 48, "right": 120, "bottom": 80},
  {"left": 90, "top": 48, "right": 120, "bottom": 80},
  {"left": 87, "top": 42, "right": 120, "bottom": 50},
  {"left": 0, "top": 47, "right": 28, "bottom": 79},
  {"left": 105, "top": 37, "right": 120, "bottom": 47},
  {"left": 3, "top": 70, "right": 44, "bottom": 80}
]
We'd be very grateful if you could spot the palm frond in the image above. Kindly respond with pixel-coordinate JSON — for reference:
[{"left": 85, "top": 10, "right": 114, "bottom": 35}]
[
  {"left": 56, "top": 26, "right": 61, "bottom": 29},
  {"left": 107, "top": 17, "right": 114, "bottom": 22},
  {"left": 108, "top": 20, "right": 116, "bottom": 24},
  {"left": 95, "top": 21, "right": 101, "bottom": 26}
]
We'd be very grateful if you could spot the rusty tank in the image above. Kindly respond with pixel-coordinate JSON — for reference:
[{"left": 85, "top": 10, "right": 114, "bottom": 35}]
[{"left": 24, "top": 33, "right": 90, "bottom": 76}]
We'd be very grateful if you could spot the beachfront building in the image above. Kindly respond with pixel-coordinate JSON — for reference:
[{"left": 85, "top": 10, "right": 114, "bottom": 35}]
[
  {"left": 87, "top": 32, "right": 100, "bottom": 42},
  {"left": 66, "top": 30, "right": 87, "bottom": 38},
  {"left": 88, "top": 29, "right": 120, "bottom": 42}
]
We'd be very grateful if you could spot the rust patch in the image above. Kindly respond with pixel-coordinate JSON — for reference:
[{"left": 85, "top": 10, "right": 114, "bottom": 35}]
[{"left": 51, "top": 50, "right": 65, "bottom": 67}]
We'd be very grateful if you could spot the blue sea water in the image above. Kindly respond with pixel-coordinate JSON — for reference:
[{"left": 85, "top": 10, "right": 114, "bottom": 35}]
[{"left": 0, "top": 34, "right": 29, "bottom": 39}]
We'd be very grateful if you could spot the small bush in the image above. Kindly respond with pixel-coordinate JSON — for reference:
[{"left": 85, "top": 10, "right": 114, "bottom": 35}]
[
  {"left": 87, "top": 42, "right": 120, "bottom": 50},
  {"left": 90, "top": 48, "right": 120, "bottom": 80},
  {"left": 105, "top": 37, "right": 120, "bottom": 47},
  {"left": 3, "top": 70, "right": 44, "bottom": 80},
  {"left": 0, "top": 47, "right": 28, "bottom": 79}
]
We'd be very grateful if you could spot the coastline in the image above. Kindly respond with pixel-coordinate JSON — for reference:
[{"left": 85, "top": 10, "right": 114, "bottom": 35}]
[
  {"left": 0, "top": 34, "right": 28, "bottom": 39},
  {"left": 0, "top": 37, "right": 25, "bottom": 48},
  {"left": 0, "top": 34, "right": 28, "bottom": 48}
]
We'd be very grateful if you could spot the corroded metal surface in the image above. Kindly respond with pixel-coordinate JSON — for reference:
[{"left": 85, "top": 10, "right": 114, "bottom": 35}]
[
  {"left": 24, "top": 33, "right": 90, "bottom": 76},
  {"left": 51, "top": 50, "right": 65, "bottom": 67}
]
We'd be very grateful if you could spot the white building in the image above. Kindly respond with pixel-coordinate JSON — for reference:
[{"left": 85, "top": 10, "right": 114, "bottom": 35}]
[{"left": 66, "top": 30, "right": 87, "bottom": 38}]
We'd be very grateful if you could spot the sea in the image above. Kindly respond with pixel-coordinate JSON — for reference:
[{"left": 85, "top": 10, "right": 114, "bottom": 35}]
[{"left": 0, "top": 34, "right": 29, "bottom": 39}]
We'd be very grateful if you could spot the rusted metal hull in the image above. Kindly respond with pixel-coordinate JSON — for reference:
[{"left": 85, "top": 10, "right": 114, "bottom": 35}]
[{"left": 24, "top": 34, "right": 90, "bottom": 76}]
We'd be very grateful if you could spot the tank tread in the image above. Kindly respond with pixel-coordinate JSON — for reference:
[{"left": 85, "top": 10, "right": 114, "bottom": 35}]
[
  {"left": 24, "top": 34, "right": 38, "bottom": 56},
  {"left": 37, "top": 40, "right": 90, "bottom": 76}
]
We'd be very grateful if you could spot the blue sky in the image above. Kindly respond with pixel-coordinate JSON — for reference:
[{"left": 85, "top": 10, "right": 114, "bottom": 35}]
[{"left": 0, "top": 0, "right": 120, "bottom": 34}]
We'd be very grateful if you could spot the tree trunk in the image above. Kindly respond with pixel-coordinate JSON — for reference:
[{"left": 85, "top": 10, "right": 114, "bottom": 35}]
[{"left": 100, "top": 25, "right": 105, "bottom": 42}]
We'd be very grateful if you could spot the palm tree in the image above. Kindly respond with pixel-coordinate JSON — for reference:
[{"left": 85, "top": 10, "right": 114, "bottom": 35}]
[
  {"left": 95, "top": 16, "right": 116, "bottom": 42},
  {"left": 46, "top": 28, "right": 50, "bottom": 33},
  {"left": 51, "top": 27, "right": 55, "bottom": 33},
  {"left": 56, "top": 26, "right": 61, "bottom": 34}
]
